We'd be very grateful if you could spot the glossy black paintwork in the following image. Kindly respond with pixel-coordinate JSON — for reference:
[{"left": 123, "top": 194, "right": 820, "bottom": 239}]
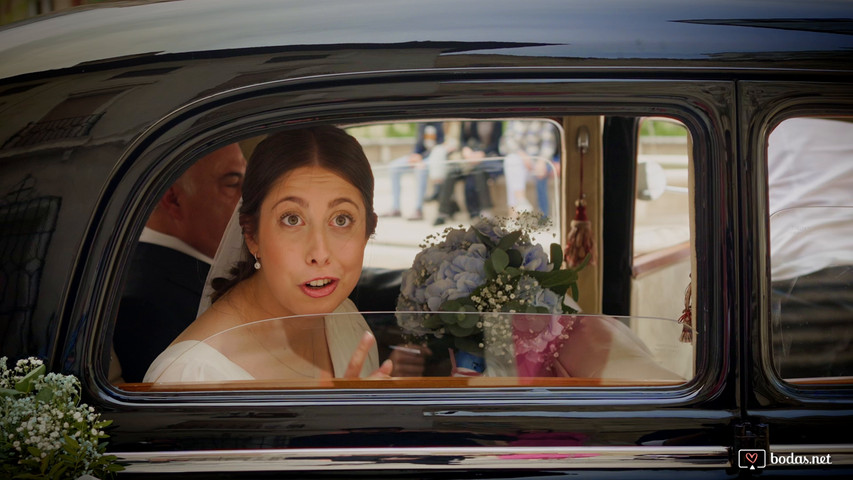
[
  {"left": 0, "top": 0, "right": 851, "bottom": 477},
  {"left": 2, "top": 0, "right": 852, "bottom": 83}
]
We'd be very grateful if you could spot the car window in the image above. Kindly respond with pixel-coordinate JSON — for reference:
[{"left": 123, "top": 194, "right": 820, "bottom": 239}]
[
  {"left": 112, "top": 116, "right": 698, "bottom": 391},
  {"left": 767, "top": 116, "right": 853, "bottom": 383},
  {"left": 631, "top": 117, "right": 694, "bottom": 381}
]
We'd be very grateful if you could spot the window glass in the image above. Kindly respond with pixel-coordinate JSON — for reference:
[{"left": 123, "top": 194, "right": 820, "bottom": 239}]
[
  {"left": 634, "top": 117, "right": 691, "bottom": 256},
  {"left": 113, "top": 117, "right": 697, "bottom": 390},
  {"left": 631, "top": 117, "right": 694, "bottom": 381},
  {"left": 142, "top": 312, "right": 685, "bottom": 390},
  {"left": 767, "top": 117, "right": 853, "bottom": 382}
]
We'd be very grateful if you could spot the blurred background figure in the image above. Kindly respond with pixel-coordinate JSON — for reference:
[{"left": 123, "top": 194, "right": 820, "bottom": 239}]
[
  {"left": 383, "top": 122, "right": 445, "bottom": 221},
  {"left": 502, "top": 120, "right": 558, "bottom": 214},
  {"left": 434, "top": 121, "right": 503, "bottom": 225},
  {"left": 113, "top": 144, "right": 246, "bottom": 382}
]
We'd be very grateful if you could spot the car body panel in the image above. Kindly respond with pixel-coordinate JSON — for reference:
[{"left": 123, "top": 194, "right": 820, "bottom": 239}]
[{"left": 1, "top": 0, "right": 851, "bottom": 477}]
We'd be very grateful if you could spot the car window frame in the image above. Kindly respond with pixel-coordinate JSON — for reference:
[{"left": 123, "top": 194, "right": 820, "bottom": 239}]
[
  {"left": 73, "top": 74, "right": 732, "bottom": 409},
  {"left": 741, "top": 80, "right": 853, "bottom": 405}
]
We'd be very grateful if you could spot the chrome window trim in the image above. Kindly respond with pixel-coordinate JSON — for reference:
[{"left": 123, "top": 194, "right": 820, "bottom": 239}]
[{"left": 117, "top": 446, "right": 730, "bottom": 473}]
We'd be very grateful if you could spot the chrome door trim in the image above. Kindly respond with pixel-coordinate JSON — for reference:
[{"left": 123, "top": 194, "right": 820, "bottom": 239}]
[{"left": 116, "top": 446, "right": 729, "bottom": 473}]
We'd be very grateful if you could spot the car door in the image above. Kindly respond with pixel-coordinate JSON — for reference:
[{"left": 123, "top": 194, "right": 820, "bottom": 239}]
[
  {"left": 61, "top": 70, "right": 743, "bottom": 477},
  {"left": 737, "top": 80, "right": 853, "bottom": 476}
]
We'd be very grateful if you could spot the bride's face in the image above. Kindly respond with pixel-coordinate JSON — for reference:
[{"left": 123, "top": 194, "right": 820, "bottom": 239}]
[{"left": 245, "top": 165, "right": 369, "bottom": 317}]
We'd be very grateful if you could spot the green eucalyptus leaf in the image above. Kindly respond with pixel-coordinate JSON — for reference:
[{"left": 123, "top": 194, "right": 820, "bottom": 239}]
[
  {"left": 64, "top": 434, "right": 79, "bottom": 451},
  {"left": 483, "top": 259, "right": 496, "bottom": 278},
  {"left": 15, "top": 364, "right": 46, "bottom": 393},
  {"left": 48, "top": 463, "right": 68, "bottom": 478},
  {"left": 497, "top": 230, "right": 522, "bottom": 250},
  {"left": 456, "top": 313, "right": 478, "bottom": 329},
  {"left": 438, "top": 312, "right": 458, "bottom": 326},
  {"left": 550, "top": 243, "right": 563, "bottom": 267},
  {"left": 423, "top": 314, "right": 443, "bottom": 329},
  {"left": 537, "top": 269, "right": 578, "bottom": 289},
  {"left": 491, "top": 248, "right": 509, "bottom": 273},
  {"left": 447, "top": 324, "right": 474, "bottom": 337},
  {"left": 572, "top": 252, "right": 592, "bottom": 272},
  {"left": 39, "top": 454, "right": 50, "bottom": 475},
  {"left": 35, "top": 385, "right": 56, "bottom": 403},
  {"left": 474, "top": 228, "right": 495, "bottom": 248},
  {"left": 507, "top": 248, "right": 523, "bottom": 268},
  {"left": 0, "top": 387, "right": 23, "bottom": 397},
  {"left": 504, "top": 266, "right": 521, "bottom": 278},
  {"left": 502, "top": 300, "right": 522, "bottom": 312},
  {"left": 441, "top": 299, "right": 462, "bottom": 312}
]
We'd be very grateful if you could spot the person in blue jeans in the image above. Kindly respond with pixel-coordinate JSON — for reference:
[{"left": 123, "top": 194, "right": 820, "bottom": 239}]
[
  {"left": 384, "top": 122, "right": 445, "bottom": 221},
  {"left": 535, "top": 154, "right": 561, "bottom": 218},
  {"left": 502, "top": 120, "right": 558, "bottom": 214},
  {"left": 434, "top": 121, "right": 503, "bottom": 225}
]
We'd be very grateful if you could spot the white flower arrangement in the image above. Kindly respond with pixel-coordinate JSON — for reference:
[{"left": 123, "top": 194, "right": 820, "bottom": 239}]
[
  {"left": 396, "top": 213, "right": 588, "bottom": 376},
  {"left": 0, "top": 356, "right": 123, "bottom": 479}
]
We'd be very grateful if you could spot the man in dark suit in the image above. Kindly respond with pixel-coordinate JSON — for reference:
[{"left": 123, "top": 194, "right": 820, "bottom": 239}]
[{"left": 113, "top": 144, "right": 246, "bottom": 382}]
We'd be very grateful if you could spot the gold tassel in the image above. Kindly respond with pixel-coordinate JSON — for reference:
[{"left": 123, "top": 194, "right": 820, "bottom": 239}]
[
  {"left": 677, "top": 278, "right": 693, "bottom": 343},
  {"left": 565, "top": 196, "right": 595, "bottom": 267}
]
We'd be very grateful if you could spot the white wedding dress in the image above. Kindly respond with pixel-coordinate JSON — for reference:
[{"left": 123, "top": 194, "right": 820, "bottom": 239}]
[{"left": 144, "top": 298, "right": 378, "bottom": 383}]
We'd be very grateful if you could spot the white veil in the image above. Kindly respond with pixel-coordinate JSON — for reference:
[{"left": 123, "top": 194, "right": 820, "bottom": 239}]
[{"left": 197, "top": 201, "right": 246, "bottom": 317}]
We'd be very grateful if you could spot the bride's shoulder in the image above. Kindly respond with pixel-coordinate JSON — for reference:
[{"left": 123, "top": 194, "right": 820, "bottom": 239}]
[{"left": 174, "top": 301, "right": 243, "bottom": 344}]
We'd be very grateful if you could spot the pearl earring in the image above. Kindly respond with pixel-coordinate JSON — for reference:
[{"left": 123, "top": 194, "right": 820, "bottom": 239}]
[{"left": 253, "top": 254, "right": 261, "bottom": 270}]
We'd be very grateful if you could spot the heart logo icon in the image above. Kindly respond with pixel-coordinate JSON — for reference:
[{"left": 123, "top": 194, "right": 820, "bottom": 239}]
[{"left": 745, "top": 452, "right": 758, "bottom": 464}]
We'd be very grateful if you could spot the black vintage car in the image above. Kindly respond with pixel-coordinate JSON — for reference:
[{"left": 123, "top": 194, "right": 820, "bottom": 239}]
[{"left": 1, "top": 0, "right": 851, "bottom": 477}]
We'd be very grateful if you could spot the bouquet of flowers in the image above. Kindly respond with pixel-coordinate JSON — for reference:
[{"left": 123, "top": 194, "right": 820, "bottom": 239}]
[
  {"left": 396, "top": 213, "right": 588, "bottom": 376},
  {"left": 1, "top": 356, "right": 123, "bottom": 480}
]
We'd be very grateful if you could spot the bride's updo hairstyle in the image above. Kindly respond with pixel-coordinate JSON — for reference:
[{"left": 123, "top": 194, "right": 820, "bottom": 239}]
[{"left": 211, "top": 125, "right": 377, "bottom": 302}]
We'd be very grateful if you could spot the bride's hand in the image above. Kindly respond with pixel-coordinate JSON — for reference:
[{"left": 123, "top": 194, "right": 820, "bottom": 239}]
[{"left": 344, "top": 331, "right": 393, "bottom": 379}]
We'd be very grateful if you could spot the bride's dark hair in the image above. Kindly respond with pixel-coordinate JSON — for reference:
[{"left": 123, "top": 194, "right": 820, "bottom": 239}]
[{"left": 210, "top": 125, "right": 377, "bottom": 303}]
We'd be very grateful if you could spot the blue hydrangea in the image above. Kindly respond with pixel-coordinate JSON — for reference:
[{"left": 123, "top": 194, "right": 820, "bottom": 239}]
[
  {"left": 514, "top": 275, "right": 561, "bottom": 314},
  {"left": 533, "top": 285, "right": 562, "bottom": 313},
  {"left": 517, "top": 243, "right": 552, "bottom": 272},
  {"left": 423, "top": 243, "right": 487, "bottom": 311},
  {"left": 470, "top": 218, "right": 508, "bottom": 244}
]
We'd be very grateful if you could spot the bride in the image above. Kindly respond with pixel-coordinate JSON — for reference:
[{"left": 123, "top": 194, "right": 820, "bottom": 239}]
[{"left": 144, "top": 125, "right": 394, "bottom": 383}]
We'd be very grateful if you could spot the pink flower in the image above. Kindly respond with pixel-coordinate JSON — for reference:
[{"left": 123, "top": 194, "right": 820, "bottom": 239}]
[{"left": 513, "top": 314, "right": 574, "bottom": 377}]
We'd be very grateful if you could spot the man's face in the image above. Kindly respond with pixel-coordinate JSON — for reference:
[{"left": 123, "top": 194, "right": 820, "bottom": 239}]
[{"left": 178, "top": 144, "right": 247, "bottom": 258}]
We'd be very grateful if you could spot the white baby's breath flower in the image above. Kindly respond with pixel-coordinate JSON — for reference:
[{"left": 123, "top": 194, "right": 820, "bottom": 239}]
[{"left": 1, "top": 357, "right": 121, "bottom": 478}]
